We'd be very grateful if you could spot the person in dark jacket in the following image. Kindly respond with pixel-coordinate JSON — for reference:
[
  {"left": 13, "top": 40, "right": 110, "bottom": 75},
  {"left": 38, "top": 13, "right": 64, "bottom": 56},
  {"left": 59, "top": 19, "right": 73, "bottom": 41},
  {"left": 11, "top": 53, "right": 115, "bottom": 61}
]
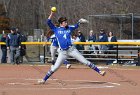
[
  {"left": 88, "top": 30, "right": 96, "bottom": 42},
  {"left": 6, "top": 27, "right": 21, "bottom": 65},
  {"left": 16, "top": 28, "right": 27, "bottom": 63},
  {"left": 78, "top": 30, "right": 86, "bottom": 42},
  {"left": 98, "top": 29, "right": 108, "bottom": 54},
  {"left": 20, "top": 34, "right": 27, "bottom": 63},
  {"left": 1, "top": 34, "right": 7, "bottom": 63},
  {"left": 77, "top": 30, "right": 86, "bottom": 51}
]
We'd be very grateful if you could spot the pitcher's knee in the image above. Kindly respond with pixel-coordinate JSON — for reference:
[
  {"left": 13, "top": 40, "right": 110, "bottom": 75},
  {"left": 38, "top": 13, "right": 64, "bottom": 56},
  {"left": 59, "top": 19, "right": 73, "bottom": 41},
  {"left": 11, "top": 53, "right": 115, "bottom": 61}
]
[
  {"left": 85, "top": 61, "right": 92, "bottom": 66},
  {"left": 51, "top": 65, "right": 59, "bottom": 72}
]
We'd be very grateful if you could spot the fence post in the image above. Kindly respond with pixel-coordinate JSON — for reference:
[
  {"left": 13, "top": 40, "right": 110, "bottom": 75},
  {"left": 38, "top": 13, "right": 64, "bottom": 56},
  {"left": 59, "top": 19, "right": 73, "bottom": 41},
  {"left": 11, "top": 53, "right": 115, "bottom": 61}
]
[
  {"left": 116, "top": 45, "right": 119, "bottom": 63},
  {"left": 137, "top": 48, "right": 140, "bottom": 66},
  {"left": 43, "top": 45, "right": 46, "bottom": 64}
]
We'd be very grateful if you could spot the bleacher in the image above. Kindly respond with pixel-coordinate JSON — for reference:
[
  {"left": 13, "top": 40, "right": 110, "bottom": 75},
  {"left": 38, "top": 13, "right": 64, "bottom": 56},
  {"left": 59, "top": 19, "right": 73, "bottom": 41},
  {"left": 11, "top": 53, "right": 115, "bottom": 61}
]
[
  {"left": 45, "top": 40, "right": 140, "bottom": 65},
  {"left": 0, "top": 41, "right": 140, "bottom": 66}
]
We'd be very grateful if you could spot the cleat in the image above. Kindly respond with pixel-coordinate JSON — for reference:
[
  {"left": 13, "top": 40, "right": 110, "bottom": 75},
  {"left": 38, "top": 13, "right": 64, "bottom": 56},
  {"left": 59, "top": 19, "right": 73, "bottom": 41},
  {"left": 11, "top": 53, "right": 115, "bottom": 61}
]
[
  {"left": 99, "top": 71, "right": 106, "bottom": 76},
  {"left": 38, "top": 79, "right": 45, "bottom": 84},
  {"left": 51, "top": 60, "right": 55, "bottom": 65},
  {"left": 66, "top": 64, "right": 71, "bottom": 69}
]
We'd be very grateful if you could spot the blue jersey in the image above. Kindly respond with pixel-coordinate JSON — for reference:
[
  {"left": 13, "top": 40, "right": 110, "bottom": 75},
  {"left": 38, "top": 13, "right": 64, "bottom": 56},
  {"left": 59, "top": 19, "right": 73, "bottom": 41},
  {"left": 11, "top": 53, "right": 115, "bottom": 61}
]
[
  {"left": 47, "top": 19, "right": 79, "bottom": 50},
  {"left": 50, "top": 34, "right": 59, "bottom": 47}
]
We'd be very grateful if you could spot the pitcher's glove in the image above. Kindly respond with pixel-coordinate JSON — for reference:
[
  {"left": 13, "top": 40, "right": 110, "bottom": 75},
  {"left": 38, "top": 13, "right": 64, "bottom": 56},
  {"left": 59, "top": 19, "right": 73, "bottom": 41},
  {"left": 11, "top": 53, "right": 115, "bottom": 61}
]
[{"left": 78, "top": 18, "right": 89, "bottom": 23}]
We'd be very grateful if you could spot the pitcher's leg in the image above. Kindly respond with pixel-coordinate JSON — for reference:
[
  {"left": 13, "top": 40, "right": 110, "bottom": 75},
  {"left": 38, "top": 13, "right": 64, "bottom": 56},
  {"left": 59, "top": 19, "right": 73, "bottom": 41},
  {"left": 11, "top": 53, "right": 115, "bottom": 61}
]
[
  {"left": 68, "top": 47, "right": 105, "bottom": 76},
  {"left": 58, "top": 48, "right": 71, "bottom": 69},
  {"left": 51, "top": 52, "right": 67, "bottom": 72},
  {"left": 41, "top": 51, "right": 67, "bottom": 83},
  {"left": 68, "top": 47, "right": 89, "bottom": 65}
]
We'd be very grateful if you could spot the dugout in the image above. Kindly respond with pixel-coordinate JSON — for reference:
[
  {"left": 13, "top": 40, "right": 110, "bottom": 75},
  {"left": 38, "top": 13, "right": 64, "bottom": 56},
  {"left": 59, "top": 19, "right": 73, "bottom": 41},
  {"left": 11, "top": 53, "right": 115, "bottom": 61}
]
[{"left": 87, "top": 13, "right": 140, "bottom": 40}]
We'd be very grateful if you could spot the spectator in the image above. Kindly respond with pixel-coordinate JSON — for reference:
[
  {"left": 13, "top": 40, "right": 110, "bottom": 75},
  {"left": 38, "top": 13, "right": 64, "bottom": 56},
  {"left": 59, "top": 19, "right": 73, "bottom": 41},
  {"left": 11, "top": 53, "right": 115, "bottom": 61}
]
[
  {"left": 71, "top": 34, "right": 80, "bottom": 49},
  {"left": 98, "top": 29, "right": 108, "bottom": 54},
  {"left": 6, "top": 27, "right": 21, "bottom": 65},
  {"left": 71, "top": 34, "right": 80, "bottom": 43},
  {"left": 16, "top": 28, "right": 27, "bottom": 63},
  {"left": 88, "top": 30, "right": 97, "bottom": 54},
  {"left": 77, "top": 30, "right": 86, "bottom": 51},
  {"left": 0, "top": 34, "right": 7, "bottom": 63},
  {"left": 77, "top": 30, "right": 86, "bottom": 42},
  {"left": 106, "top": 32, "right": 117, "bottom": 65},
  {"left": 107, "top": 31, "right": 117, "bottom": 50}
]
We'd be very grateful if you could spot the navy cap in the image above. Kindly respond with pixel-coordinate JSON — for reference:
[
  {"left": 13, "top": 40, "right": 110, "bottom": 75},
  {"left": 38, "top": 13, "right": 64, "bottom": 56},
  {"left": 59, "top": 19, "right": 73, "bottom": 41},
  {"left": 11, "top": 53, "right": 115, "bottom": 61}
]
[{"left": 10, "top": 27, "right": 16, "bottom": 31}]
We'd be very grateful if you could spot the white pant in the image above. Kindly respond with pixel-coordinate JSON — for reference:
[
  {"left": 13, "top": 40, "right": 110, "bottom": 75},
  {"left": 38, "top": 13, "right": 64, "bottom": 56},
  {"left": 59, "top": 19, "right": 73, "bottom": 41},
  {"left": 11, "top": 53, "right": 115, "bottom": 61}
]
[
  {"left": 50, "top": 45, "right": 58, "bottom": 61},
  {"left": 51, "top": 46, "right": 91, "bottom": 72}
]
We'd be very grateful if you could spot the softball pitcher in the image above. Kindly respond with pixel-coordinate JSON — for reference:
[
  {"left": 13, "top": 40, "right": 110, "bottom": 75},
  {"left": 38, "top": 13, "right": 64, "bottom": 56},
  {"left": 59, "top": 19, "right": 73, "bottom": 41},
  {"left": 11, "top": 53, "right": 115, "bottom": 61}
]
[{"left": 38, "top": 11, "right": 106, "bottom": 84}]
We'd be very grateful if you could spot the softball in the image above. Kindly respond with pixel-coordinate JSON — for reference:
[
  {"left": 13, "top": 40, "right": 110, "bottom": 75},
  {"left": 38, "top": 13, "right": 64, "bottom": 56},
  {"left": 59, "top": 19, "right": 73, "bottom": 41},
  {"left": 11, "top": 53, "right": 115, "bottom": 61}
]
[{"left": 51, "top": 7, "right": 57, "bottom": 12}]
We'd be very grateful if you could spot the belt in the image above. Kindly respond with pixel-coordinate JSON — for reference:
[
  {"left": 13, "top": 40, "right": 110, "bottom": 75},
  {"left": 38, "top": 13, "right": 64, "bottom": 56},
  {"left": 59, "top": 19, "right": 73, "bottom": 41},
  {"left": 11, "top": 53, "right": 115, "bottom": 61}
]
[{"left": 61, "top": 45, "right": 72, "bottom": 50}]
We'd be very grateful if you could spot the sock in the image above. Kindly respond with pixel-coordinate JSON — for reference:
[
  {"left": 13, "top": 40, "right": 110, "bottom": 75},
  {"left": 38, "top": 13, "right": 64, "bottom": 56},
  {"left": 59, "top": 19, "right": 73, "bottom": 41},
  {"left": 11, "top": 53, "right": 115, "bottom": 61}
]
[
  {"left": 43, "top": 70, "right": 54, "bottom": 81},
  {"left": 88, "top": 63, "right": 101, "bottom": 73},
  {"left": 63, "top": 60, "right": 69, "bottom": 65}
]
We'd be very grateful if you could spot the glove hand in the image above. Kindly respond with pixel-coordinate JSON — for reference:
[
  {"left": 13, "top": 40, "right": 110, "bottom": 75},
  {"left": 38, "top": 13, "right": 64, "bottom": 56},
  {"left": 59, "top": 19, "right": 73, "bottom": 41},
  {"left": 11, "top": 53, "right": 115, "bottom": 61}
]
[{"left": 78, "top": 18, "right": 89, "bottom": 23}]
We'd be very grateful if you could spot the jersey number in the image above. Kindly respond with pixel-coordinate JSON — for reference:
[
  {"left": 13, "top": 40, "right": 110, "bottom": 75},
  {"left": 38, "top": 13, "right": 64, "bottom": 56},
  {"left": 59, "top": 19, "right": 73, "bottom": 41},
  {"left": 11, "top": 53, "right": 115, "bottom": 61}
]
[{"left": 63, "top": 34, "right": 67, "bottom": 39}]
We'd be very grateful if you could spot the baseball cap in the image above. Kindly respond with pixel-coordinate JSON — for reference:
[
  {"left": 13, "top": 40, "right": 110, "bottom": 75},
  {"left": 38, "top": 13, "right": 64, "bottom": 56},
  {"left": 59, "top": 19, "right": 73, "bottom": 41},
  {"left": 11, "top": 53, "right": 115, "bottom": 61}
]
[
  {"left": 100, "top": 29, "right": 105, "bottom": 33},
  {"left": 10, "top": 27, "right": 16, "bottom": 31},
  {"left": 100, "top": 29, "right": 104, "bottom": 31}
]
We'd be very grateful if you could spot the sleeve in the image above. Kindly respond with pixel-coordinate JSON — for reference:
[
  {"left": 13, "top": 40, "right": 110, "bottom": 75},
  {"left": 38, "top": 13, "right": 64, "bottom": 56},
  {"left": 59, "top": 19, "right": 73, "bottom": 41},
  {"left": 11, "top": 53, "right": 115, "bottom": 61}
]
[
  {"left": 50, "top": 34, "right": 55, "bottom": 39},
  {"left": 69, "top": 23, "right": 79, "bottom": 31},
  {"left": 88, "top": 36, "right": 90, "bottom": 41},
  {"left": 18, "top": 34, "right": 21, "bottom": 46},
  {"left": 81, "top": 35, "right": 86, "bottom": 42},
  {"left": 47, "top": 19, "right": 56, "bottom": 31},
  {"left": 93, "top": 36, "right": 96, "bottom": 42},
  {"left": 6, "top": 34, "right": 10, "bottom": 47},
  {"left": 112, "top": 36, "right": 117, "bottom": 42}
]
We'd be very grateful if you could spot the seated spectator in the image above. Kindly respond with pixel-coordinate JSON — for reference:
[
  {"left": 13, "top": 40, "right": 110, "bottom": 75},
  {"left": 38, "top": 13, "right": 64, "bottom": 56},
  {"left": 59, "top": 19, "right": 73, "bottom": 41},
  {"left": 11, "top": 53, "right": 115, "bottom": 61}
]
[
  {"left": 87, "top": 30, "right": 97, "bottom": 54},
  {"left": 98, "top": 29, "right": 108, "bottom": 54},
  {"left": 106, "top": 32, "right": 117, "bottom": 65},
  {"left": 77, "top": 30, "right": 86, "bottom": 51},
  {"left": 0, "top": 34, "right": 7, "bottom": 63},
  {"left": 107, "top": 31, "right": 117, "bottom": 50}
]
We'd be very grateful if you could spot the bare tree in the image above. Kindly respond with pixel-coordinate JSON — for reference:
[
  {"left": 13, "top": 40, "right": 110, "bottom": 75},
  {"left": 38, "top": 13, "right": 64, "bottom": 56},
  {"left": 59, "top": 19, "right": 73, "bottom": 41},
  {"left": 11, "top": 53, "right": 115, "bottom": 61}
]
[{"left": 0, "top": 0, "right": 140, "bottom": 38}]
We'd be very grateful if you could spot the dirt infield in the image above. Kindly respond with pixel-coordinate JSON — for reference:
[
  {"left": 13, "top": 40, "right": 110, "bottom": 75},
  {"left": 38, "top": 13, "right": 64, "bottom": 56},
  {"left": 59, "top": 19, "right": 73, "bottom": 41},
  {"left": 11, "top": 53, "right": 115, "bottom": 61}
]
[{"left": 0, "top": 64, "right": 140, "bottom": 95}]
